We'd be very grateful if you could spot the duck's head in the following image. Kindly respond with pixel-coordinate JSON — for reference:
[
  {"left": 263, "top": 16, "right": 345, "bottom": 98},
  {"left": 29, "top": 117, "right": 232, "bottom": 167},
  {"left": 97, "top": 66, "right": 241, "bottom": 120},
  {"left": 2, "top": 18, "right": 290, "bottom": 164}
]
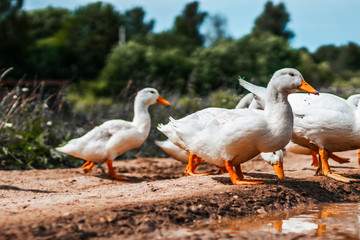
[
  {"left": 269, "top": 68, "right": 319, "bottom": 95},
  {"left": 136, "top": 88, "right": 171, "bottom": 106},
  {"left": 261, "top": 150, "right": 285, "bottom": 180}
]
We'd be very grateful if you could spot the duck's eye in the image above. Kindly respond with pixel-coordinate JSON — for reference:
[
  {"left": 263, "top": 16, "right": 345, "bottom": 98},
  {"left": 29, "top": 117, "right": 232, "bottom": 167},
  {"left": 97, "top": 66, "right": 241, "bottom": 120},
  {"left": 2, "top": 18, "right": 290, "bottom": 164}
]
[
  {"left": 273, "top": 152, "right": 276, "bottom": 154},
  {"left": 150, "top": 90, "right": 155, "bottom": 94},
  {"left": 289, "top": 72, "right": 295, "bottom": 77}
]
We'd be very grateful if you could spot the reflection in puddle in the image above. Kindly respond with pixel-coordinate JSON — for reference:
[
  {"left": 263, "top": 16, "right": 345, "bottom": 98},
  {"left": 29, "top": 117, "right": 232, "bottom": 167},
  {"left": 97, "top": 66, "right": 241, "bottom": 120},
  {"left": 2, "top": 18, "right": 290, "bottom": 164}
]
[{"left": 196, "top": 203, "right": 360, "bottom": 238}]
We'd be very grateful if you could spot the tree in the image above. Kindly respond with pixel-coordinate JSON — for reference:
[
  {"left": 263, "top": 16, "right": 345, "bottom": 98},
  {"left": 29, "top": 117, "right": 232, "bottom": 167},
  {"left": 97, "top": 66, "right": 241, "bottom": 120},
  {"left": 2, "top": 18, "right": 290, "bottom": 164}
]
[
  {"left": 252, "top": 1, "right": 294, "bottom": 41},
  {"left": 124, "top": 7, "right": 154, "bottom": 40},
  {"left": 61, "top": 2, "right": 122, "bottom": 79},
  {"left": 204, "top": 13, "right": 229, "bottom": 46},
  {"left": 338, "top": 42, "right": 360, "bottom": 71},
  {"left": 313, "top": 45, "right": 340, "bottom": 64},
  {"left": 98, "top": 41, "right": 193, "bottom": 95},
  {"left": 192, "top": 33, "right": 299, "bottom": 94},
  {"left": 27, "top": 7, "right": 70, "bottom": 39},
  {"left": 0, "top": 0, "right": 23, "bottom": 19},
  {"left": 313, "top": 43, "right": 360, "bottom": 75},
  {"left": 173, "top": 1, "right": 207, "bottom": 46},
  {"left": 0, "top": 12, "right": 33, "bottom": 77}
]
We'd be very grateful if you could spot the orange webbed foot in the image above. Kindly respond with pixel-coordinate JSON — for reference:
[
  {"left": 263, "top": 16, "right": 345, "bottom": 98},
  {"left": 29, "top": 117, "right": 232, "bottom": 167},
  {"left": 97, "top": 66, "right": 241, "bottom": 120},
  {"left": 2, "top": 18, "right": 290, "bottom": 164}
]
[
  {"left": 225, "top": 161, "right": 263, "bottom": 185},
  {"left": 82, "top": 161, "right": 95, "bottom": 174},
  {"left": 317, "top": 148, "right": 359, "bottom": 183},
  {"left": 183, "top": 153, "right": 213, "bottom": 176},
  {"left": 106, "top": 160, "right": 131, "bottom": 181}
]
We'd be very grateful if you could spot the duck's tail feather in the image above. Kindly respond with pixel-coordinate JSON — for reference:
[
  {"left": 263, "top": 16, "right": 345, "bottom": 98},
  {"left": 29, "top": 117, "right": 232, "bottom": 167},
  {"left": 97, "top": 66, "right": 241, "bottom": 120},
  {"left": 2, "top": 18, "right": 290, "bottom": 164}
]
[{"left": 239, "top": 77, "right": 267, "bottom": 108}]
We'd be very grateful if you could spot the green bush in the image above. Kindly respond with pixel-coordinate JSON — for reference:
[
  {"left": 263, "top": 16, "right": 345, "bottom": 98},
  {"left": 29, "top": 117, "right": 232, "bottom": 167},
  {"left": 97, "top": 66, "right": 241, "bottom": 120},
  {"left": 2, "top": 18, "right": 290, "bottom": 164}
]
[
  {"left": 97, "top": 41, "right": 194, "bottom": 95},
  {"left": 0, "top": 84, "right": 82, "bottom": 169}
]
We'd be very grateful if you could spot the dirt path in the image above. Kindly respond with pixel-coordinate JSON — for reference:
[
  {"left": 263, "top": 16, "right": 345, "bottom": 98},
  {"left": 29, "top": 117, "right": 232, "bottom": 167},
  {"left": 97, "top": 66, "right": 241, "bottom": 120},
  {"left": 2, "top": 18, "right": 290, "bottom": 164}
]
[{"left": 1, "top": 150, "right": 360, "bottom": 239}]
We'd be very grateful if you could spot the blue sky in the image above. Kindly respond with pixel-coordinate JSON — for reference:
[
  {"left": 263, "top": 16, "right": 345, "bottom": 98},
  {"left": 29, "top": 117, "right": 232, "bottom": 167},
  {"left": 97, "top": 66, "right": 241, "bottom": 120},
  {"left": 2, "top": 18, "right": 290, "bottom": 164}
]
[{"left": 23, "top": 0, "right": 360, "bottom": 52}]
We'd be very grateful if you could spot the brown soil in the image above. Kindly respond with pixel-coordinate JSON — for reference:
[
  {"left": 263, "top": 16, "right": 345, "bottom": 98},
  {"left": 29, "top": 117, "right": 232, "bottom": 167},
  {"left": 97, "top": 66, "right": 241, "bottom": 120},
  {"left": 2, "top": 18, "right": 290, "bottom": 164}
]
[{"left": 1, "top": 150, "right": 360, "bottom": 240}]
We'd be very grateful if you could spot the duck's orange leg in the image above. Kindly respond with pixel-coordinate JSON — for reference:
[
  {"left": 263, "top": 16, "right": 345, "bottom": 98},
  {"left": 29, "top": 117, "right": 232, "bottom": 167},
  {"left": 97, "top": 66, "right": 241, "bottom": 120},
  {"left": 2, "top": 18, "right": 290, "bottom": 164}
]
[
  {"left": 234, "top": 164, "right": 244, "bottom": 180},
  {"left": 311, "top": 151, "right": 349, "bottom": 167},
  {"left": 82, "top": 161, "right": 95, "bottom": 174},
  {"left": 328, "top": 152, "right": 350, "bottom": 164},
  {"left": 106, "top": 160, "right": 131, "bottom": 181},
  {"left": 311, "top": 151, "right": 319, "bottom": 167},
  {"left": 224, "top": 161, "right": 263, "bottom": 185},
  {"left": 215, "top": 167, "right": 227, "bottom": 174},
  {"left": 316, "top": 148, "right": 359, "bottom": 183},
  {"left": 183, "top": 153, "right": 212, "bottom": 176}
]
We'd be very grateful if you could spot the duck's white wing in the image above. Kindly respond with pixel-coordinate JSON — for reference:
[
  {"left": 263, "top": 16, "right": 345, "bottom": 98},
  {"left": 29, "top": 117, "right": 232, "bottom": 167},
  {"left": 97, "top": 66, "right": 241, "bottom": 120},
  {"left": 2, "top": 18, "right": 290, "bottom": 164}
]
[
  {"left": 162, "top": 109, "right": 267, "bottom": 166},
  {"left": 57, "top": 120, "right": 138, "bottom": 162},
  {"left": 289, "top": 93, "right": 358, "bottom": 151}
]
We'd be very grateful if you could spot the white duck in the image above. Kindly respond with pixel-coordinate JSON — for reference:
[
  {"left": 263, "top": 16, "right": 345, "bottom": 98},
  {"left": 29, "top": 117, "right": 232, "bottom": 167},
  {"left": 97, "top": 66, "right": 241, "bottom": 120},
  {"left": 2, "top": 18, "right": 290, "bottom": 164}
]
[
  {"left": 155, "top": 138, "right": 284, "bottom": 178},
  {"left": 56, "top": 88, "right": 170, "bottom": 180},
  {"left": 243, "top": 83, "right": 360, "bottom": 183},
  {"left": 155, "top": 139, "right": 189, "bottom": 163},
  {"left": 347, "top": 94, "right": 360, "bottom": 106},
  {"left": 288, "top": 93, "right": 360, "bottom": 182},
  {"left": 237, "top": 87, "right": 350, "bottom": 167},
  {"left": 158, "top": 68, "right": 318, "bottom": 185}
]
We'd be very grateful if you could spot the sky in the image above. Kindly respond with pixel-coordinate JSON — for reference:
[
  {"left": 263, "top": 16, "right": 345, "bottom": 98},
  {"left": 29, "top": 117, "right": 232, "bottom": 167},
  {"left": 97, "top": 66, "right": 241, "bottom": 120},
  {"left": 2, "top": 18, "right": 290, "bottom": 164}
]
[{"left": 23, "top": 0, "right": 360, "bottom": 52}]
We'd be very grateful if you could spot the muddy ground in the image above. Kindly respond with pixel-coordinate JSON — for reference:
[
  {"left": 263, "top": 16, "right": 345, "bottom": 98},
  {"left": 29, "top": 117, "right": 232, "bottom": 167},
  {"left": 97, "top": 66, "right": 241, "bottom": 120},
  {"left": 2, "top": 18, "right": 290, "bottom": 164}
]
[{"left": 1, "top": 150, "right": 360, "bottom": 240}]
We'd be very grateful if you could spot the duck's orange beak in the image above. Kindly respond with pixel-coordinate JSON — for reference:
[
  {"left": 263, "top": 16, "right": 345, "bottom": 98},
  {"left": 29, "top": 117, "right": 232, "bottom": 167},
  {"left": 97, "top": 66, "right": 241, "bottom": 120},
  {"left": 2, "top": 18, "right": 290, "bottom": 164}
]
[
  {"left": 156, "top": 95, "right": 171, "bottom": 105},
  {"left": 272, "top": 161, "right": 285, "bottom": 180},
  {"left": 298, "top": 79, "right": 319, "bottom": 95}
]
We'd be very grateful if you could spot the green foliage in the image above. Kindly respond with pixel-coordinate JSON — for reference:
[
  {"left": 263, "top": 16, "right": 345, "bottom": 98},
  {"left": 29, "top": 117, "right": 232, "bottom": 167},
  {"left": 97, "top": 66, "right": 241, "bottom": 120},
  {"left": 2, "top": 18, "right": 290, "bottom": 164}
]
[
  {"left": 61, "top": 2, "right": 122, "bottom": 79},
  {"left": 204, "top": 13, "right": 229, "bottom": 46},
  {"left": 192, "top": 39, "right": 239, "bottom": 93},
  {"left": 29, "top": 35, "right": 76, "bottom": 79},
  {"left": 0, "top": 0, "right": 23, "bottom": 19},
  {"left": 173, "top": 1, "right": 207, "bottom": 46},
  {"left": 0, "top": 12, "right": 34, "bottom": 77},
  {"left": 98, "top": 41, "right": 193, "bottom": 95},
  {"left": 134, "top": 32, "right": 198, "bottom": 54},
  {"left": 27, "top": 7, "right": 70, "bottom": 39},
  {"left": 124, "top": 7, "right": 154, "bottom": 39},
  {"left": 192, "top": 34, "right": 299, "bottom": 93},
  {"left": 252, "top": 1, "right": 294, "bottom": 41},
  {"left": 313, "top": 42, "right": 360, "bottom": 78},
  {"left": 208, "top": 89, "right": 239, "bottom": 108},
  {"left": 0, "top": 84, "right": 82, "bottom": 170},
  {"left": 296, "top": 50, "right": 335, "bottom": 88}
]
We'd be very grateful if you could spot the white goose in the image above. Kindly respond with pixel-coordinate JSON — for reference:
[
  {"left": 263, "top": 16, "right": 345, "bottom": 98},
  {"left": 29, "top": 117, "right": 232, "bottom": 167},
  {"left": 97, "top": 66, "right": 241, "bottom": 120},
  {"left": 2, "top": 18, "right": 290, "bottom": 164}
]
[
  {"left": 158, "top": 68, "right": 318, "bottom": 185},
  {"left": 56, "top": 88, "right": 170, "bottom": 180}
]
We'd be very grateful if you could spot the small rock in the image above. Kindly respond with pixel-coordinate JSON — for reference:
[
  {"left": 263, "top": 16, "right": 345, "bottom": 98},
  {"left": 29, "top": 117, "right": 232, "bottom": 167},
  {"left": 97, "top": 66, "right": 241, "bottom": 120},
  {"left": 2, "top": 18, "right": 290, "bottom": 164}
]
[
  {"left": 106, "top": 213, "right": 117, "bottom": 222},
  {"left": 63, "top": 212, "right": 70, "bottom": 217},
  {"left": 257, "top": 207, "right": 266, "bottom": 214}
]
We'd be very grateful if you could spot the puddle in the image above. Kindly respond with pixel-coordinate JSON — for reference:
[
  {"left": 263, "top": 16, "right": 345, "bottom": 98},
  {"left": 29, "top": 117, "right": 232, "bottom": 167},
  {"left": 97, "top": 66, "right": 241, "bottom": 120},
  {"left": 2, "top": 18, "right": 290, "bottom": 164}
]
[{"left": 192, "top": 202, "right": 360, "bottom": 239}]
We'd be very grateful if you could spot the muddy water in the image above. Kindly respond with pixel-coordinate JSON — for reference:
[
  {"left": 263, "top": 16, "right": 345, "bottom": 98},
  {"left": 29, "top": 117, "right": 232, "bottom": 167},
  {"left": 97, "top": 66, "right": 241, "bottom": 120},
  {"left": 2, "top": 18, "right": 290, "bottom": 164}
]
[{"left": 193, "top": 202, "right": 360, "bottom": 239}]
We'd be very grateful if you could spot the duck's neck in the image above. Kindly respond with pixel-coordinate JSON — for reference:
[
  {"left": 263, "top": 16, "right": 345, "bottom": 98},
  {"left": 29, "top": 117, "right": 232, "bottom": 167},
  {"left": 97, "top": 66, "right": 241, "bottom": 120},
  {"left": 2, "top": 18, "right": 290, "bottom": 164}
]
[
  {"left": 265, "top": 90, "right": 293, "bottom": 139},
  {"left": 132, "top": 100, "right": 151, "bottom": 136}
]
